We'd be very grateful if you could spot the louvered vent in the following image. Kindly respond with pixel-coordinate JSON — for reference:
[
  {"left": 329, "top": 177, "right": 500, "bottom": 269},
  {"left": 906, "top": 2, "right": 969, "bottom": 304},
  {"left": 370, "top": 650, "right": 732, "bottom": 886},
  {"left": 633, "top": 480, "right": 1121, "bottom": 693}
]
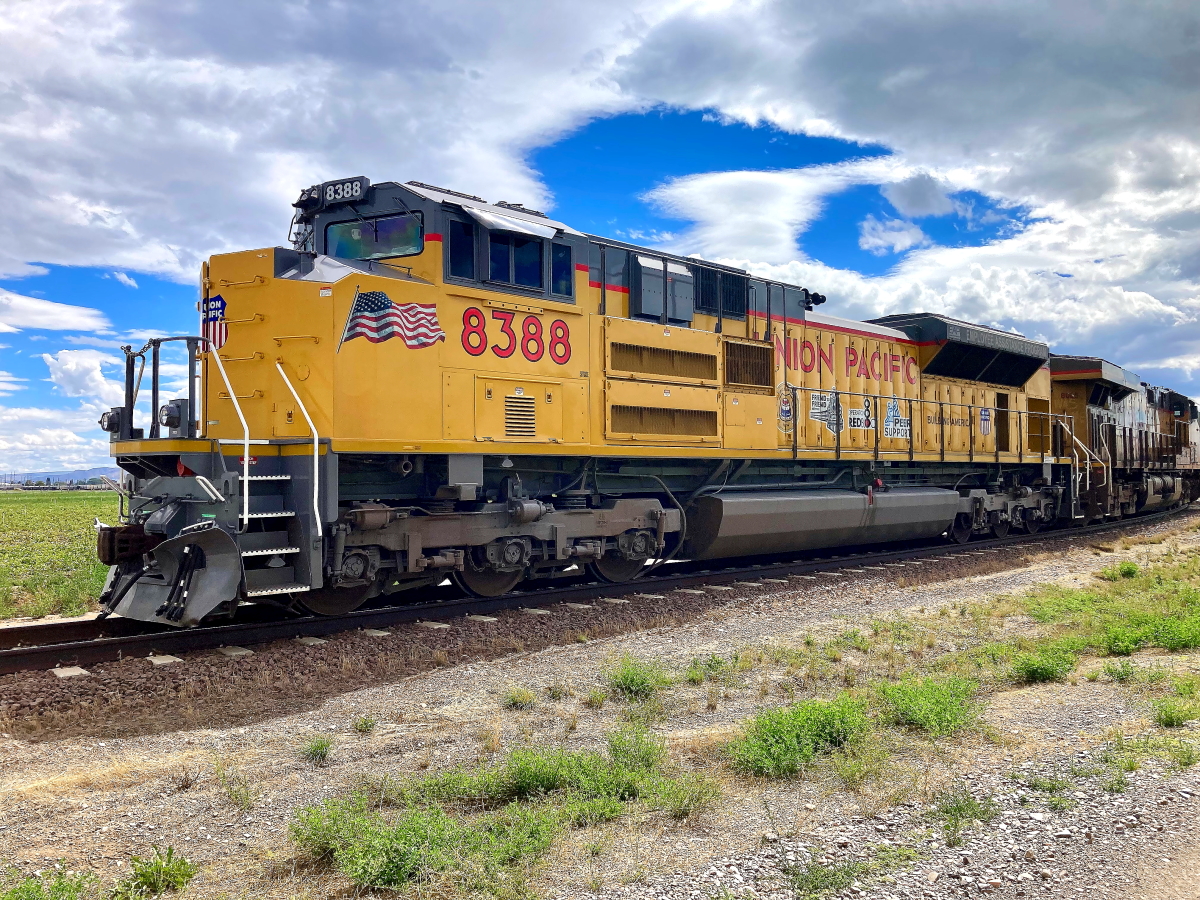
[
  {"left": 610, "top": 343, "right": 717, "bottom": 380},
  {"left": 611, "top": 405, "right": 718, "bottom": 436},
  {"left": 504, "top": 395, "right": 537, "bottom": 437},
  {"left": 725, "top": 341, "right": 773, "bottom": 388}
]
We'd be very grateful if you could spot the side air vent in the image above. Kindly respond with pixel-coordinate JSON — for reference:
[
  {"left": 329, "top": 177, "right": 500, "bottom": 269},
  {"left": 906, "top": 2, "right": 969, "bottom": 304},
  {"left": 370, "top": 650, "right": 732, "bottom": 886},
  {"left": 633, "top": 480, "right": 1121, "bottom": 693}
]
[
  {"left": 610, "top": 343, "right": 717, "bottom": 381},
  {"left": 611, "top": 405, "right": 718, "bottom": 436},
  {"left": 725, "top": 341, "right": 773, "bottom": 388},
  {"left": 504, "top": 395, "right": 536, "bottom": 437}
]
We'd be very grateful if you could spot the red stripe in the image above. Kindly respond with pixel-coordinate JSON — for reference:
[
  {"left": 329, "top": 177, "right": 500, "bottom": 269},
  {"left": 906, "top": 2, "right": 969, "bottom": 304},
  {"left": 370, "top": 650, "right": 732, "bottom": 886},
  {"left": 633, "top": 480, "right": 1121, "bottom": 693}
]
[
  {"left": 425, "top": 233, "right": 443, "bottom": 242},
  {"left": 1052, "top": 368, "right": 1103, "bottom": 376},
  {"left": 588, "top": 281, "right": 630, "bottom": 294},
  {"left": 575, "top": 263, "right": 589, "bottom": 272}
]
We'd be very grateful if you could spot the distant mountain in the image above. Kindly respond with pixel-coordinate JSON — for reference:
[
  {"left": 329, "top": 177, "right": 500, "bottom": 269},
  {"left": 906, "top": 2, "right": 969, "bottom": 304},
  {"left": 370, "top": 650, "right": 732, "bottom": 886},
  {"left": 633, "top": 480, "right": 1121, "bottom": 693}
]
[{"left": 1, "top": 466, "right": 121, "bottom": 484}]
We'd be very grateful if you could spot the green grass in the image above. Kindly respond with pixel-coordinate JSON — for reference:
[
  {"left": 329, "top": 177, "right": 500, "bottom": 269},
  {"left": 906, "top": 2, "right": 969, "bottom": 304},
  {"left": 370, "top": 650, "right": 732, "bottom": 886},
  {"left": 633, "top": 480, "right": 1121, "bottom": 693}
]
[
  {"left": 1152, "top": 697, "right": 1198, "bottom": 728},
  {"left": 0, "top": 869, "right": 97, "bottom": 900},
  {"left": 301, "top": 736, "right": 333, "bottom": 766},
  {"left": 1104, "top": 659, "right": 1136, "bottom": 682},
  {"left": 111, "top": 846, "right": 198, "bottom": 898},
  {"left": 1020, "top": 772, "right": 1072, "bottom": 793},
  {"left": 726, "top": 694, "right": 871, "bottom": 777},
  {"left": 786, "top": 859, "right": 869, "bottom": 900},
  {"left": 501, "top": 686, "right": 537, "bottom": 710},
  {"left": 352, "top": 715, "right": 377, "bottom": 734},
  {"left": 291, "top": 727, "right": 718, "bottom": 893},
  {"left": 605, "top": 654, "right": 672, "bottom": 700},
  {"left": 684, "top": 653, "right": 731, "bottom": 685},
  {"left": 0, "top": 492, "right": 117, "bottom": 619},
  {"left": 878, "top": 675, "right": 979, "bottom": 737},
  {"left": 1099, "top": 561, "right": 1140, "bottom": 581},
  {"left": 1011, "top": 646, "right": 1076, "bottom": 683},
  {"left": 929, "top": 787, "right": 997, "bottom": 847}
]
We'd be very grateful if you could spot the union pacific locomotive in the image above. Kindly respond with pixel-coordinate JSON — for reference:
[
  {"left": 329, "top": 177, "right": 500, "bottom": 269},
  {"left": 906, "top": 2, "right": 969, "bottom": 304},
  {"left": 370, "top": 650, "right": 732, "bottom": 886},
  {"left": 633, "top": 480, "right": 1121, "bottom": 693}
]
[{"left": 94, "top": 177, "right": 1200, "bottom": 626}]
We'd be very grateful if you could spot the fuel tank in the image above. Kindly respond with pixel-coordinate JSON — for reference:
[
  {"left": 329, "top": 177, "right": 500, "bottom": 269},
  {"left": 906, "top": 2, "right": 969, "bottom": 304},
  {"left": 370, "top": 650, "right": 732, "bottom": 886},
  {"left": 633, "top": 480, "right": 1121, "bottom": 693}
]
[{"left": 682, "top": 487, "right": 961, "bottom": 561}]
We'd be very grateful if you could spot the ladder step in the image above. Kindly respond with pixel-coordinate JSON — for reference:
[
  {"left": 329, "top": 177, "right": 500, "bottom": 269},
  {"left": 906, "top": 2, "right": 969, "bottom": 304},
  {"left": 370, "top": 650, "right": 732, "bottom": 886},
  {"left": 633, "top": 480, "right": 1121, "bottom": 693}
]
[
  {"left": 240, "top": 474, "right": 291, "bottom": 481},
  {"left": 240, "top": 510, "right": 296, "bottom": 519},
  {"left": 240, "top": 547, "right": 301, "bottom": 557},
  {"left": 245, "top": 583, "right": 311, "bottom": 597}
]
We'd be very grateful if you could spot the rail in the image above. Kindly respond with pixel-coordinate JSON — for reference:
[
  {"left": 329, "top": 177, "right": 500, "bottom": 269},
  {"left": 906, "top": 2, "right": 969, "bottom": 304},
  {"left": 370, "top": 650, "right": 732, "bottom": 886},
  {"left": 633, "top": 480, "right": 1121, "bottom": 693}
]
[{"left": 275, "top": 360, "right": 323, "bottom": 539}]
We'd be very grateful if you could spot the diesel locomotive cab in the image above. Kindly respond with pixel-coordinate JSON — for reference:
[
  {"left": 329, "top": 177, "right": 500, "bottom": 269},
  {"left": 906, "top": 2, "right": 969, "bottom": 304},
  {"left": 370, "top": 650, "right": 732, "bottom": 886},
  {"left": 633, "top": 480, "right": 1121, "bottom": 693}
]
[{"left": 94, "top": 176, "right": 1199, "bottom": 627}]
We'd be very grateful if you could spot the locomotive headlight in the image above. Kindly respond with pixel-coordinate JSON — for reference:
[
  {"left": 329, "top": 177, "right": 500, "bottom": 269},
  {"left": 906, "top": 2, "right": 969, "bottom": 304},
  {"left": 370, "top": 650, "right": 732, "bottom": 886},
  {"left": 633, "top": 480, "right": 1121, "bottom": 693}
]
[
  {"left": 158, "top": 403, "right": 181, "bottom": 429},
  {"left": 98, "top": 409, "right": 122, "bottom": 434}
]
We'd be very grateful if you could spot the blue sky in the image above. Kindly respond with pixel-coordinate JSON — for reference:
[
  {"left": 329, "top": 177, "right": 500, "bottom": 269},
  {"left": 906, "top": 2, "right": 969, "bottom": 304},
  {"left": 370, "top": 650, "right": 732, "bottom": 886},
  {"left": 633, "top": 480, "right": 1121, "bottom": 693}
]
[{"left": 2, "top": 1, "right": 1198, "bottom": 472}]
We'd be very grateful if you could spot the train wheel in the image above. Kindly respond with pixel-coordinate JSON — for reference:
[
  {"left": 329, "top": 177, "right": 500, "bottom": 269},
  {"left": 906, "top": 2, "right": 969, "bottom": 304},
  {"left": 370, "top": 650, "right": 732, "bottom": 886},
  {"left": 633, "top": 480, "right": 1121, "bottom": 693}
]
[
  {"left": 588, "top": 556, "right": 647, "bottom": 584},
  {"left": 950, "top": 514, "right": 973, "bottom": 544},
  {"left": 1024, "top": 518, "right": 1042, "bottom": 534},
  {"left": 453, "top": 567, "right": 524, "bottom": 598},
  {"left": 991, "top": 519, "right": 1011, "bottom": 538},
  {"left": 301, "top": 584, "right": 372, "bottom": 616}
]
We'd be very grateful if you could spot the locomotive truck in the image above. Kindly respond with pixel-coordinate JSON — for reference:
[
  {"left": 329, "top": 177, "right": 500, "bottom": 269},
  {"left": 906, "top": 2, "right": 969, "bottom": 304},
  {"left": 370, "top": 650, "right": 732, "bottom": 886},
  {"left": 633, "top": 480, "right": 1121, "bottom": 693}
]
[{"left": 93, "top": 177, "right": 1200, "bottom": 625}]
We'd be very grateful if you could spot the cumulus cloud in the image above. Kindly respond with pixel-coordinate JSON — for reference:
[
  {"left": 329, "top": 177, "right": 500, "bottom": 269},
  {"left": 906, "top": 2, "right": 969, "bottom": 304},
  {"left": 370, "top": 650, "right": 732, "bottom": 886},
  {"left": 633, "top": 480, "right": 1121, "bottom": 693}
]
[
  {"left": 40, "top": 349, "right": 125, "bottom": 407},
  {"left": 111, "top": 272, "right": 138, "bottom": 288},
  {"left": 0, "top": 289, "right": 110, "bottom": 333},
  {"left": 858, "top": 215, "right": 930, "bottom": 256},
  {"left": 0, "top": 404, "right": 112, "bottom": 472},
  {"left": 881, "top": 173, "right": 956, "bottom": 218}
]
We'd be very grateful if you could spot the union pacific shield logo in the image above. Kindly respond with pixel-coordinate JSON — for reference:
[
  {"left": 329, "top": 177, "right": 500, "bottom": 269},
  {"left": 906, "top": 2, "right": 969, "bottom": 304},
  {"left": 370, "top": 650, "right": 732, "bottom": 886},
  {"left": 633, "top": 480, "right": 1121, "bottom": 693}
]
[{"left": 201, "top": 294, "right": 227, "bottom": 350}]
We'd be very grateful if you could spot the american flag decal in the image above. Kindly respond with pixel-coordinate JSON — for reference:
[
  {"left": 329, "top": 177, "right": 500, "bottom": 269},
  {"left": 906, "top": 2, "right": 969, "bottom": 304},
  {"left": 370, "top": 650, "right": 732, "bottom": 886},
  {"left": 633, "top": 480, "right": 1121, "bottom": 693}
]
[
  {"left": 202, "top": 294, "right": 228, "bottom": 350},
  {"left": 338, "top": 288, "right": 446, "bottom": 352}
]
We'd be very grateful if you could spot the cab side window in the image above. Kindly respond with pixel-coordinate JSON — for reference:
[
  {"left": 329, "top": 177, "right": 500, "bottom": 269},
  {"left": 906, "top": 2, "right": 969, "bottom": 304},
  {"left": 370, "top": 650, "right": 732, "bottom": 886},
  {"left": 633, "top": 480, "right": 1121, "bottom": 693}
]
[
  {"left": 447, "top": 217, "right": 475, "bottom": 280},
  {"left": 490, "top": 232, "right": 543, "bottom": 289}
]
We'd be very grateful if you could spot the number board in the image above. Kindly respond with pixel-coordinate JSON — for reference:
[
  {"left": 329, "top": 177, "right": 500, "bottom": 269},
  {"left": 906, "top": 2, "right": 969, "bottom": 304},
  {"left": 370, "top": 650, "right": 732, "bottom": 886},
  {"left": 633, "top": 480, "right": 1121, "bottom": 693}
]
[
  {"left": 319, "top": 176, "right": 369, "bottom": 208},
  {"left": 461, "top": 307, "right": 572, "bottom": 365}
]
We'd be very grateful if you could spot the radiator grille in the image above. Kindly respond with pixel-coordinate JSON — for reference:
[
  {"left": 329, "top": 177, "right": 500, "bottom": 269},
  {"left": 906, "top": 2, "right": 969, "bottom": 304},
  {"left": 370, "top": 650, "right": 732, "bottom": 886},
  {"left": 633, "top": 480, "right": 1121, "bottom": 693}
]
[
  {"left": 504, "top": 395, "right": 537, "bottom": 437},
  {"left": 724, "top": 341, "right": 773, "bottom": 387},
  {"left": 611, "top": 405, "right": 718, "bottom": 436},
  {"left": 610, "top": 343, "right": 717, "bottom": 380}
]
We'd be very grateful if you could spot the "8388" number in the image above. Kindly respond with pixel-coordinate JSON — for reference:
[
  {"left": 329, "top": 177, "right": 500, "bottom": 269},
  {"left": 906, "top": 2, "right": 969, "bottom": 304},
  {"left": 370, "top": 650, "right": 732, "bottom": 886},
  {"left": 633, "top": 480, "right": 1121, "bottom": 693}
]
[{"left": 461, "top": 307, "right": 571, "bottom": 365}]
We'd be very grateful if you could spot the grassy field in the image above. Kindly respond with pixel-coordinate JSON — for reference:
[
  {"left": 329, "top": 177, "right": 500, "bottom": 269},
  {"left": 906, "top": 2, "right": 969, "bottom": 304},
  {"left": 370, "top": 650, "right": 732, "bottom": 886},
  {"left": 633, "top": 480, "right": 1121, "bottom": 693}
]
[{"left": 0, "top": 492, "right": 117, "bottom": 620}]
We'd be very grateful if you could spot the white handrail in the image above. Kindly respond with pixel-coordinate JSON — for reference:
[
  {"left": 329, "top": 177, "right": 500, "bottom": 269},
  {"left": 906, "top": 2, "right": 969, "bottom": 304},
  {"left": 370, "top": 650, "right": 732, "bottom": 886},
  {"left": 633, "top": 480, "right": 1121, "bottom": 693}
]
[
  {"left": 275, "top": 361, "right": 323, "bottom": 539},
  {"left": 201, "top": 339, "right": 250, "bottom": 529}
]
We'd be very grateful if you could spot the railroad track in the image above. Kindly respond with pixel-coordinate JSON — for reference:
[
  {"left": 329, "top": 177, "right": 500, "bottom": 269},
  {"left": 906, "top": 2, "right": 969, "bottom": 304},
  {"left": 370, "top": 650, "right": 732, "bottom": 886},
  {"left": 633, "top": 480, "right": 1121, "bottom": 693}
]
[{"left": 1, "top": 505, "right": 1194, "bottom": 676}]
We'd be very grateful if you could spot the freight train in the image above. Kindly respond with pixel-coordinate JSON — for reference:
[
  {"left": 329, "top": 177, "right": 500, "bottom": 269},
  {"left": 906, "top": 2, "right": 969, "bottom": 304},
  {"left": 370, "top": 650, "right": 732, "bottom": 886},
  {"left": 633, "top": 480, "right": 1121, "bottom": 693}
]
[{"left": 93, "top": 177, "right": 1200, "bottom": 626}]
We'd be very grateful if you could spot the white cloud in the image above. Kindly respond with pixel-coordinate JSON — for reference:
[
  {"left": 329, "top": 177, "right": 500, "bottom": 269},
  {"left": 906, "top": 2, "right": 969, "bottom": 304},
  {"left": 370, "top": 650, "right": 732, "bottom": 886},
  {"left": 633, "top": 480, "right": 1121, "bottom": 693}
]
[
  {"left": 0, "top": 403, "right": 112, "bottom": 472},
  {"left": 111, "top": 271, "right": 138, "bottom": 288},
  {"left": 40, "top": 349, "right": 125, "bottom": 407},
  {"left": 858, "top": 215, "right": 930, "bottom": 255},
  {"left": 0, "top": 371, "right": 26, "bottom": 397},
  {"left": 0, "top": 289, "right": 110, "bottom": 333},
  {"left": 881, "top": 173, "right": 956, "bottom": 218}
]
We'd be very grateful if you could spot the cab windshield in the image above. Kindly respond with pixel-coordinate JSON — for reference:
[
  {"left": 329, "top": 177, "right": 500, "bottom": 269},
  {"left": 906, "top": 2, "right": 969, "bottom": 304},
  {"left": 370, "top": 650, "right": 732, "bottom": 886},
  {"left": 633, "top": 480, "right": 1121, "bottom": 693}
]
[{"left": 325, "top": 212, "right": 423, "bottom": 260}]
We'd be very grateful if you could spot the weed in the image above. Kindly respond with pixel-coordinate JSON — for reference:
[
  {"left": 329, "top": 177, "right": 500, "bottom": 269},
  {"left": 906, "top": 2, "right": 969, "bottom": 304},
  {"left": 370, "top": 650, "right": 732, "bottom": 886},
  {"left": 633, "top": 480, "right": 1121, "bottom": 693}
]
[
  {"left": 1174, "top": 675, "right": 1200, "bottom": 698},
  {"left": 1104, "top": 659, "right": 1136, "bottom": 682},
  {"left": 112, "top": 846, "right": 198, "bottom": 898},
  {"left": 1011, "top": 647, "right": 1075, "bottom": 683},
  {"left": 545, "top": 681, "right": 572, "bottom": 701},
  {"left": 301, "top": 736, "right": 333, "bottom": 767},
  {"left": 1099, "top": 562, "right": 1140, "bottom": 581},
  {"left": 1102, "top": 625, "right": 1143, "bottom": 656},
  {"left": 1102, "top": 772, "right": 1128, "bottom": 793},
  {"left": 1020, "top": 773, "right": 1072, "bottom": 793},
  {"left": 563, "top": 712, "right": 578, "bottom": 734},
  {"left": 1047, "top": 795, "right": 1076, "bottom": 812},
  {"left": 726, "top": 694, "right": 870, "bottom": 777},
  {"left": 622, "top": 696, "right": 667, "bottom": 727},
  {"left": 502, "top": 686, "right": 537, "bottom": 711},
  {"left": 1086, "top": 670, "right": 1101, "bottom": 682},
  {"left": 786, "top": 859, "right": 869, "bottom": 900},
  {"left": 829, "top": 741, "right": 888, "bottom": 791},
  {"left": 172, "top": 768, "right": 200, "bottom": 792},
  {"left": 929, "top": 788, "right": 997, "bottom": 847},
  {"left": 841, "top": 629, "right": 872, "bottom": 653},
  {"left": 606, "top": 655, "right": 672, "bottom": 701},
  {"left": 607, "top": 726, "right": 666, "bottom": 772},
  {"left": 646, "top": 773, "right": 721, "bottom": 820},
  {"left": 0, "top": 869, "right": 97, "bottom": 900},
  {"left": 478, "top": 724, "right": 502, "bottom": 754},
  {"left": 352, "top": 716, "right": 377, "bottom": 735},
  {"left": 1152, "top": 697, "right": 1197, "bottom": 728},
  {"left": 1166, "top": 740, "right": 1200, "bottom": 769},
  {"left": 706, "top": 685, "right": 720, "bottom": 711},
  {"left": 685, "top": 654, "right": 731, "bottom": 685},
  {"left": 583, "top": 688, "right": 606, "bottom": 710},
  {"left": 878, "top": 675, "right": 979, "bottom": 737},
  {"left": 214, "top": 759, "right": 255, "bottom": 811}
]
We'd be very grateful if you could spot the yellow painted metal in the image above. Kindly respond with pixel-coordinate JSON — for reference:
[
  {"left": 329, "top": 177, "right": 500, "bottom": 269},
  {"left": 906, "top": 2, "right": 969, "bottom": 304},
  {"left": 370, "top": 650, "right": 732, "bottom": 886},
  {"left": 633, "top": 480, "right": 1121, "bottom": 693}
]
[{"left": 182, "top": 241, "right": 1069, "bottom": 465}]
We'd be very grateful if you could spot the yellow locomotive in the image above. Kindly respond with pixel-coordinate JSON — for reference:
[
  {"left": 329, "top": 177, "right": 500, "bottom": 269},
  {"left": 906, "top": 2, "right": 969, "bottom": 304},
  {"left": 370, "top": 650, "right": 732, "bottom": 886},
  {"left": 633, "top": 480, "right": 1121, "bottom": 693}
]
[{"left": 94, "top": 177, "right": 1200, "bottom": 625}]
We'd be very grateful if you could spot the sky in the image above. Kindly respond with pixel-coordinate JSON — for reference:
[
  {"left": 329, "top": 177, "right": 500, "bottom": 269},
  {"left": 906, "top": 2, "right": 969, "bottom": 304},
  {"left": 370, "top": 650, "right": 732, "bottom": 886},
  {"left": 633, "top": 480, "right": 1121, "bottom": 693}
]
[{"left": 1, "top": 0, "right": 1198, "bottom": 472}]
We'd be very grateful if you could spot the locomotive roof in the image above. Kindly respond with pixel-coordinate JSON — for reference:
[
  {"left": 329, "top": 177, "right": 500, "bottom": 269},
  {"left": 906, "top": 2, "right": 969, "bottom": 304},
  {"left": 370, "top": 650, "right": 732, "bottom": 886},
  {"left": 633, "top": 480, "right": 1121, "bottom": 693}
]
[{"left": 1050, "top": 354, "right": 1143, "bottom": 398}]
